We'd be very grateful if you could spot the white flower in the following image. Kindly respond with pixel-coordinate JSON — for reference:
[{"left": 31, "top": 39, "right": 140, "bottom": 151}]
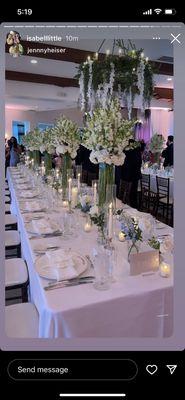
[
  {"left": 89, "top": 205, "right": 99, "bottom": 216},
  {"left": 80, "top": 195, "right": 91, "bottom": 208},
  {"left": 56, "top": 144, "right": 66, "bottom": 155},
  {"left": 40, "top": 145, "right": 45, "bottom": 153},
  {"left": 160, "top": 235, "right": 174, "bottom": 254}
]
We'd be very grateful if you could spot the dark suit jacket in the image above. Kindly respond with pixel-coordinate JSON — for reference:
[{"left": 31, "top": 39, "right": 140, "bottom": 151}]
[
  {"left": 162, "top": 143, "right": 173, "bottom": 167},
  {"left": 75, "top": 145, "right": 99, "bottom": 174},
  {"left": 121, "top": 147, "right": 142, "bottom": 182}
]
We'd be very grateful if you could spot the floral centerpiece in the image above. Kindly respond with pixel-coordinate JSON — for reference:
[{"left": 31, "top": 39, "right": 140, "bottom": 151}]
[
  {"left": 117, "top": 210, "right": 158, "bottom": 261},
  {"left": 52, "top": 115, "right": 81, "bottom": 192},
  {"left": 40, "top": 127, "right": 56, "bottom": 174},
  {"left": 149, "top": 133, "right": 165, "bottom": 165},
  {"left": 22, "top": 128, "right": 43, "bottom": 165},
  {"left": 83, "top": 98, "right": 136, "bottom": 206},
  {"left": 77, "top": 194, "right": 92, "bottom": 213}
]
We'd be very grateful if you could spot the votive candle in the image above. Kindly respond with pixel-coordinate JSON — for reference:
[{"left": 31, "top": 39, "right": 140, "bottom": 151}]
[
  {"left": 160, "top": 262, "right": 171, "bottom": 277},
  {"left": 84, "top": 222, "right": 92, "bottom": 232},
  {"left": 118, "top": 231, "right": 126, "bottom": 242}
]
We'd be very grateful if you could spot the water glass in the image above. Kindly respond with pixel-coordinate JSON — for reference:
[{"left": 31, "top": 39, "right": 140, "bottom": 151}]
[{"left": 92, "top": 245, "right": 111, "bottom": 290}]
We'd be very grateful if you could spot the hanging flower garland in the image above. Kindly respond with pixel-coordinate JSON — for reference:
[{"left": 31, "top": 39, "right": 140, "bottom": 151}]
[{"left": 76, "top": 40, "right": 154, "bottom": 116}]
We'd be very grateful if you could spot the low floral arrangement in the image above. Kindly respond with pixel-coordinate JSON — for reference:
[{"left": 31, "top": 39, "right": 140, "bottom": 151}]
[
  {"left": 149, "top": 133, "right": 165, "bottom": 153},
  {"left": 117, "top": 209, "right": 174, "bottom": 256},
  {"left": 83, "top": 99, "right": 136, "bottom": 166},
  {"left": 52, "top": 115, "right": 81, "bottom": 159},
  {"left": 77, "top": 194, "right": 92, "bottom": 213}
]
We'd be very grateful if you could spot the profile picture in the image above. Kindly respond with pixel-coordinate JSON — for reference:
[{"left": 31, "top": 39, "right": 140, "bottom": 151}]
[{"left": 6, "top": 31, "right": 24, "bottom": 57}]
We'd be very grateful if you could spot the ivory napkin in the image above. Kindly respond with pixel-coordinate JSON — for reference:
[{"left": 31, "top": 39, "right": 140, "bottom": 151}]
[
  {"left": 31, "top": 218, "right": 59, "bottom": 234},
  {"left": 24, "top": 201, "right": 42, "bottom": 211},
  {"left": 45, "top": 249, "right": 78, "bottom": 280},
  {"left": 19, "top": 190, "right": 38, "bottom": 198}
]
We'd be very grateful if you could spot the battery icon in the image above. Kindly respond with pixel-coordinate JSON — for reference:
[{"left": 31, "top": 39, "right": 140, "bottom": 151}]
[{"left": 165, "top": 9, "right": 176, "bottom": 15}]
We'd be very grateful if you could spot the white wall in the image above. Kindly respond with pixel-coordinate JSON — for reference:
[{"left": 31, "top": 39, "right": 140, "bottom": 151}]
[{"left": 5, "top": 107, "right": 84, "bottom": 138}]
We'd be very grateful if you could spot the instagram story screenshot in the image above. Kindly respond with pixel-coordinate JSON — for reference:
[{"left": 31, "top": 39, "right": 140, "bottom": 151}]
[{"left": 0, "top": 6, "right": 185, "bottom": 399}]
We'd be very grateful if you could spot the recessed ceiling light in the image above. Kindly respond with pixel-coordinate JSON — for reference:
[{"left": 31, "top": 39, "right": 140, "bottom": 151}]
[
  {"left": 167, "top": 77, "right": 172, "bottom": 81},
  {"left": 30, "top": 59, "right": 38, "bottom": 64}
]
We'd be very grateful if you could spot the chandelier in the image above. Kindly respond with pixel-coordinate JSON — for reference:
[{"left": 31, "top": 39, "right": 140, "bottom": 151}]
[{"left": 76, "top": 40, "right": 154, "bottom": 118}]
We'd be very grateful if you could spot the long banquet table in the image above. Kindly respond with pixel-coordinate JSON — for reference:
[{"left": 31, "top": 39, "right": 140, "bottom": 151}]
[{"left": 7, "top": 167, "right": 173, "bottom": 338}]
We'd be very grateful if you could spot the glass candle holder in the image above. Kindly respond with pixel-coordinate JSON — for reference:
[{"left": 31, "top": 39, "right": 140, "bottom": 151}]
[
  {"left": 92, "top": 180, "right": 99, "bottom": 205},
  {"left": 76, "top": 165, "right": 82, "bottom": 192},
  {"left": 106, "top": 184, "right": 117, "bottom": 211}
]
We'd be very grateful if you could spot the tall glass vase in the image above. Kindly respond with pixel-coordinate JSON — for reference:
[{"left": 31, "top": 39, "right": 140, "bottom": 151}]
[
  {"left": 44, "top": 152, "right": 52, "bottom": 175},
  {"left": 127, "top": 239, "right": 140, "bottom": 263},
  {"left": 62, "top": 152, "right": 72, "bottom": 196},
  {"left": 33, "top": 150, "right": 40, "bottom": 166},
  {"left": 98, "top": 163, "right": 115, "bottom": 208}
]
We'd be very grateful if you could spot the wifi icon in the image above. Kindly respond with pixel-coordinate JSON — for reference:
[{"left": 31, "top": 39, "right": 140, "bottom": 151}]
[{"left": 154, "top": 8, "right": 162, "bottom": 14}]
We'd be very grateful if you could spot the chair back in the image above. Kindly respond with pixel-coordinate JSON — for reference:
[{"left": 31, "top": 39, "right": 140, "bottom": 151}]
[
  {"left": 118, "top": 180, "right": 132, "bottom": 204},
  {"left": 141, "top": 174, "right": 150, "bottom": 192},
  {"left": 156, "top": 176, "right": 170, "bottom": 202}
]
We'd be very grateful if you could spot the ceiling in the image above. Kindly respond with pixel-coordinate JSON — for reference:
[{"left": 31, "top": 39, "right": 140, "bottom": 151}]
[{"left": 5, "top": 39, "right": 173, "bottom": 111}]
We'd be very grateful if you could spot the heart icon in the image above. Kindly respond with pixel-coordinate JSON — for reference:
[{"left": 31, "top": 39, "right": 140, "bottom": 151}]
[{"left": 146, "top": 365, "right": 158, "bottom": 375}]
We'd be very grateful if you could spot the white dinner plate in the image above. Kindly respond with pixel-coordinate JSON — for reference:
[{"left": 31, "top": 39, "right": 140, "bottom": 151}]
[
  {"left": 35, "top": 250, "right": 88, "bottom": 280},
  {"left": 26, "top": 218, "right": 60, "bottom": 235},
  {"left": 19, "top": 192, "right": 39, "bottom": 199}
]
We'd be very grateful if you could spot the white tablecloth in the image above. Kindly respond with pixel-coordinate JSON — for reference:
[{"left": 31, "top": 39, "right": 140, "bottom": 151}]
[{"left": 7, "top": 167, "right": 173, "bottom": 338}]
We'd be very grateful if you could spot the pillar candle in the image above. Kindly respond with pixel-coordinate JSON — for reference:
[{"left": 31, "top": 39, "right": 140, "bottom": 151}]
[
  {"left": 68, "top": 178, "right": 72, "bottom": 201},
  {"left": 108, "top": 202, "right": 113, "bottom": 239},
  {"left": 77, "top": 173, "right": 81, "bottom": 192},
  {"left": 71, "top": 187, "right": 78, "bottom": 208},
  {"left": 93, "top": 182, "right": 97, "bottom": 204}
]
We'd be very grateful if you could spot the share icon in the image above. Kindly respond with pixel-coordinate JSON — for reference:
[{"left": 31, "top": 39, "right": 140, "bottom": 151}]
[{"left": 166, "top": 365, "right": 177, "bottom": 375}]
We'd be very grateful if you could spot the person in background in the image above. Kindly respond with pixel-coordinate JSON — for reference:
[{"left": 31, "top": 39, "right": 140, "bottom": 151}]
[
  {"left": 161, "top": 135, "right": 174, "bottom": 167},
  {"left": 121, "top": 139, "right": 142, "bottom": 208},
  {"left": 9, "top": 136, "right": 21, "bottom": 167},
  {"left": 5, "top": 139, "right": 11, "bottom": 172}
]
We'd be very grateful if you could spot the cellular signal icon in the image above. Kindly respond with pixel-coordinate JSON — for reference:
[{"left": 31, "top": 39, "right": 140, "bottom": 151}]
[{"left": 143, "top": 9, "right": 152, "bottom": 15}]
